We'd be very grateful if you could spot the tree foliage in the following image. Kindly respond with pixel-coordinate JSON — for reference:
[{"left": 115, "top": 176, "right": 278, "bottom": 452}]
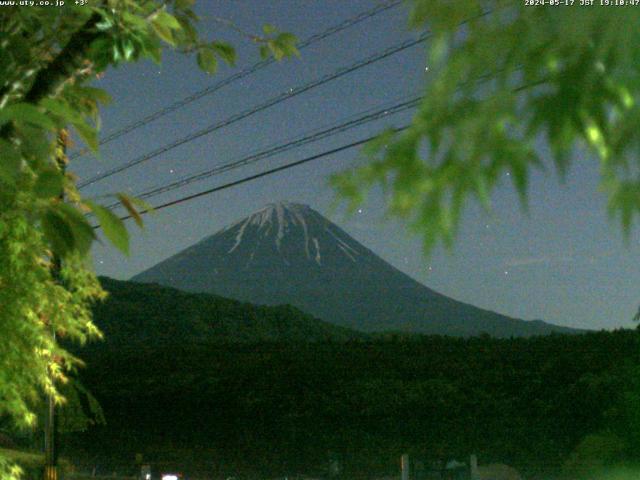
[
  {"left": 0, "top": 2, "right": 297, "bottom": 477},
  {"left": 333, "top": 1, "right": 640, "bottom": 251},
  {"left": 73, "top": 322, "right": 640, "bottom": 479}
]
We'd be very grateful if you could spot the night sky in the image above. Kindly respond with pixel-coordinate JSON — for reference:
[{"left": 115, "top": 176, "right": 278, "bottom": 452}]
[{"left": 71, "top": 0, "right": 640, "bottom": 331}]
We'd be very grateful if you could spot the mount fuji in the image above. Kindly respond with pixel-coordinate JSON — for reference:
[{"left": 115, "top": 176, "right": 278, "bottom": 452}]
[{"left": 132, "top": 202, "right": 579, "bottom": 337}]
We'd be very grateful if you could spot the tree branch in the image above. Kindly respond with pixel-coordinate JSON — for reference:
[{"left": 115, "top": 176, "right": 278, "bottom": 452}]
[
  {"left": 209, "top": 16, "right": 262, "bottom": 43},
  {"left": 24, "top": 12, "right": 103, "bottom": 104},
  {"left": 0, "top": 12, "right": 104, "bottom": 140}
]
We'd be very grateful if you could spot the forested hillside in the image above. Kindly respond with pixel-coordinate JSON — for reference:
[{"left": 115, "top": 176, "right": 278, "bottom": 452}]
[
  {"left": 90, "top": 277, "right": 365, "bottom": 345},
  {"left": 65, "top": 328, "right": 640, "bottom": 480}
]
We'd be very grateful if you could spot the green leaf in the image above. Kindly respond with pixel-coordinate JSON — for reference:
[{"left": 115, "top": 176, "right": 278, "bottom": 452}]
[
  {"left": 273, "top": 33, "right": 300, "bottom": 58},
  {"left": 16, "top": 124, "right": 52, "bottom": 162},
  {"left": 329, "top": 170, "right": 365, "bottom": 209},
  {"left": 363, "top": 129, "right": 396, "bottom": 157},
  {"left": 149, "top": 45, "right": 163, "bottom": 64},
  {"left": 429, "top": 34, "right": 449, "bottom": 67},
  {"left": 267, "top": 40, "right": 284, "bottom": 61},
  {"left": 155, "top": 11, "right": 182, "bottom": 30},
  {"left": 121, "top": 38, "right": 136, "bottom": 61},
  {"left": 409, "top": 0, "right": 430, "bottom": 28},
  {"left": 259, "top": 45, "right": 270, "bottom": 60},
  {"left": 211, "top": 41, "right": 236, "bottom": 65},
  {"left": 116, "top": 193, "right": 144, "bottom": 227},
  {"left": 197, "top": 47, "right": 217, "bottom": 74},
  {"left": 112, "top": 41, "right": 122, "bottom": 63},
  {"left": 0, "top": 139, "right": 22, "bottom": 184},
  {"left": 175, "top": 0, "right": 195, "bottom": 9},
  {"left": 276, "top": 32, "right": 297, "bottom": 44},
  {"left": 34, "top": 168, "right": 64, "bottom": 199},
  {"left": 0, "top": 103, "right": 56, "bottom": 130},
  {"left": 72, "top": 120, "right": 99, "bottom": 152},
  {"left": 74, "top": 86, "right": 112, "bottom": 105},
  {"left": 151, "top": 20, "right": 176, "bottom": 46},
  {"left": 121, "top": 11, "right": 149, "bottom": 30},
  {"left": 120, "top": 194, "right": 154, "bottom": 215},
  {"left": 41, "top": 209, "right": 75, "bottom": 257},
  {"left": 87, "top": 37, "right": 114, "bottom": 71},
  {"left": 140, "top": 35, "right": 163, "bottom": 64},
  {"left": 40, "top": 203, "right": 95, "bottom": 257},
  {"left": 474, "top": 174, "right": 491, "bottom": 211},
  {"left": 85, "top": 201, "right": 129, "bottom": 255},
  {"left": 40, "top": 98, "right": 82, "bottom": 124},
  {"left": 263, "top": 23, "right": 277, "bottom": 35},
  {"left": 95, "top": 10, "right": 114, "bottom": 31},
  {"left": 57, "top": 203, "right": 96, "bottom": 256}
]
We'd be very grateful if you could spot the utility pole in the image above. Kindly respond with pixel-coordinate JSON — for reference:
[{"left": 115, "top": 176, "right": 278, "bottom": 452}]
[
  {"left": 44, "top": 129, "right": 68, "bottom": 480},
  {"left": 469, "top": 454, "right": 479, "bottom": 480},
  {"left": 401, "top": 454, "right": 410, "bottom": 480}
]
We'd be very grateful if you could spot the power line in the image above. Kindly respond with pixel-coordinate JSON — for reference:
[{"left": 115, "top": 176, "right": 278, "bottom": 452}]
[
  {"left": 79, "top": 32, "right": 431, "bottom": 189},
  {"left": 103, "top": 95, "right": 422, "bottom": 210},
  {"left": 84, "top": 7, "right": 505, "bottom": 227},
  {"left": 69, "top": 0, "right": 403, "bottom": 161},
  {"left": 94, "top": 126, "right": 408, "bottom": 228},
  {"left": 94, "top": 66, "right": 534, "bottom": 228},
  {"left": 80, "top": 8, "right": 496, "bottom": 189}
]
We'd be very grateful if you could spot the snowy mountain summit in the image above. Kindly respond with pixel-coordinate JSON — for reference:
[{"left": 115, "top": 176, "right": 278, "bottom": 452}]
[
  {"left": 223, "top": 201, "right": 362, "bottom": 266},
  {"left": 132, "top": 202, "right": 579, "bottom": 337}
]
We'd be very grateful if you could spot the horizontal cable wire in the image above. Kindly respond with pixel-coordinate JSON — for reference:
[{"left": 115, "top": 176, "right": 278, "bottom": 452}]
[
  {"left": 69, "top": 0, "right": 404, "bottom": 161},
  {"left": 103, "top": 95, "right": 422, "bottom": 210},
  {"left": 93, "top": 126, "right": 408, "bottom": 228},
  {"left": 79, "top": 32, "right": 431, "bottom": 189}
]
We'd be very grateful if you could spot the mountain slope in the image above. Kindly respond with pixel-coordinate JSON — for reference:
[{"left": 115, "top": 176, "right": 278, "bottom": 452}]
[
  {"left": 132, "top": 202, "right": 580, "bottom": 337},
  {"left": 90, "top": 277, "right": 364, "bottom": 346}
]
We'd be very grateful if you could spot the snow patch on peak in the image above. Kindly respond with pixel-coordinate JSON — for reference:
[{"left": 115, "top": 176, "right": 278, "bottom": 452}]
[
  {"left": 325, "top": 226, "right": 360, "bottom": 261},
  {"left": 338, "top": 244, "right": 356, "bottom": 262},
  {"left": 245, "top": 202, "right": 313, "bottom": 252},
  {"left": 223, "top": 202, "right": 332, "bottom": 259},
  {"left": 268, "top": 200, "right": 310, "bottom": 211},
  {"left": 313, "top": 237, "right": 321, "bottom": 265},
  {"left": 292, "top": 208, "right": 311, "bottom": 259},
  {"left": 274, "top": 203, "right": 286, "bottom": 251},
  {"left": 227, "top": 217, "right": 251, "bottom": 254},
  {"left": 256, "top": 201, "right": 311, "bottom": 218}
]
